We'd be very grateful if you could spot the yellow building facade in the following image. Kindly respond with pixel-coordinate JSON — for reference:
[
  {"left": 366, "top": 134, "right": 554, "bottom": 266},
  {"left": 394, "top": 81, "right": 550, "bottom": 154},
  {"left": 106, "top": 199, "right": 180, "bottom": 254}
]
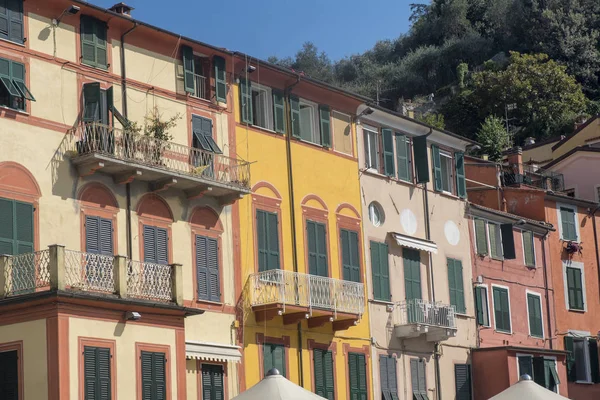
[{"left": 231, "top": 56, "right": 373, "bottom": 398}]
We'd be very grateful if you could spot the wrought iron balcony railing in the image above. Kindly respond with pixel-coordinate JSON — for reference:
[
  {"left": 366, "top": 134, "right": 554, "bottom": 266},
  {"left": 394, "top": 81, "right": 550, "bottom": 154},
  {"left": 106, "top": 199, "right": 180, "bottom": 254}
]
[
  {"left": 500, "top": 163, "right": 564, "bottom": 192},
  {"left": 393, "top": 299, "right": 456, "bottom": 330},
  {"left": 65, "top": 123, "right": 251, "bottom": 196},
  {"left": 248, "top": 269, "right": 365, "bottom": 317}
]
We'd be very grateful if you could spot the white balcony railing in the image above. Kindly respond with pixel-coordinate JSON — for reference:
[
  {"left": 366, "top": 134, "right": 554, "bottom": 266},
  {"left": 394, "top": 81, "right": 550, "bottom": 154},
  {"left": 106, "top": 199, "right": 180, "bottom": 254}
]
[
  {"left": 393, "top": 299, "right": 456, "bottom": 329},
  {"left": 1, "top": 250, "right": 50, "bottom": 296},
  {"left": 248, "top": 269, "right": 365, "bottom": 316},
  {"left": 64, "top": 250, "right": 115, "bottom": 294},
  {"left": 193, "top": 74, "right": 207, "bottom": 100},
  {"left": 127, "top": 260, "right": 173, "bottom": 302}
]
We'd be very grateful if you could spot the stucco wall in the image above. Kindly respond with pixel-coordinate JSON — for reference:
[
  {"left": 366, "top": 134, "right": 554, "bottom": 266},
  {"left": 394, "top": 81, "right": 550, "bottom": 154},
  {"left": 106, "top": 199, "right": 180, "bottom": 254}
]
[{"left": 547, "top": 152, "right": 600, "bottom": 202}]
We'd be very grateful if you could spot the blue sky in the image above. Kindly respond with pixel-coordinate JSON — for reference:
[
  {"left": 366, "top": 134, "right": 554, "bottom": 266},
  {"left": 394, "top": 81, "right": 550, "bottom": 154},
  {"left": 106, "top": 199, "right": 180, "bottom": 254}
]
[{"left": 89, "top": 0, "right": 415, "bottom": 61}]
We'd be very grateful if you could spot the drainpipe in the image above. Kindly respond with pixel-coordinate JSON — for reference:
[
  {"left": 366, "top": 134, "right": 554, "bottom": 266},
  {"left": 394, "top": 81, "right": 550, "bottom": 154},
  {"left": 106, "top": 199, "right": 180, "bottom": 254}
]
[
  {"left": 120, "top": 22, "right": 138, "bottom": 259},
  {"left": 590, "top": 206, "right": 600, "bottom": 303},
  {"left": 284, "top": 77, "right": 303, "bottom": 386},
  {"left": 541, "top": 231, "right": 553, "bottom": 349}
]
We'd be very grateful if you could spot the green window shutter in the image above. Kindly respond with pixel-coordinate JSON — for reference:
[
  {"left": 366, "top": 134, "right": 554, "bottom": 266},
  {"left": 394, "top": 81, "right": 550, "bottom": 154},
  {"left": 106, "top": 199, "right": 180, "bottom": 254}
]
[
  {"left": 474, "top": 287, "right": 485, "bottom": 325},
  {"left": 153, "top": 352, "right": 166, "bottom": 400},
  {"left": 370, "top": 241, "right": 382, "bottom": 300},
  {"left": 15, "top": 200, "right": 33, "bottom": 255},
  {"left": 80, "top": 16, "right": 96, "bottom": 66},
  {"left": 213, "top": 55, "right": 227, "bottom": 103},
  {"left": 447, "top": 259, "right": 456, "bottom": 310},
  {"left": 272, "top": 90, "right": 286, "bottom": 133},
  {"left": 273, "top": 344, "right": 285, "bottom": 378},
  {"left": 314, "top": 350, "right": 325, "bottom": 397},
  {"left": 566, "top": 267, "right": 584, "bottom": 310},
  {"left": 307, "top": 221, "right": 328, "bottom": 277},
  {"left": 448, "top": 259, "right": 465, "bottom": 313},
  {"left": 257, "top": 210, "right": 280, "bottom": 272},
  {"left": 290, "top": 96, "right": 301, "bottom": 138},
  {"left": 431, "top": 144, "right": 443, "bottom": 191},
  {"left": 500, "top": 224, "right": 516, "bottom": 259},
  {"left": 356, "top": 354, "right": 367, "bottom": 400},
  {"left": 488, "top": 224, "right": 500, "bottom": 259},
  {"left": 319, "top": 105, "right": 331, "bottom": 148},
  {"left": 0, "top": 0, "right": 22, "bottom": 44},
  {"left": 387, "top": 357, "right": 398, "bottom": 400},
  {"left": 382, "top": 128, "right": 395, "bottom": 177},
  {"left": 202, "top": 366, "right": 213, "bottom": 400},
  {"left": 523, "top": 231, "right": 535, "bottom": 267},
  {"left": 588, "top": 338, "right": 600, "bottom": 383},
  {"left": 341, "top": 229, "right": 360, "bottom": 283},
  {"left": 95, "top": 20, "right": 107, "bottom": 68},
  {"left": 455, "top": 152, "right": 467, "bottom": 198},
  {"left": 83, "top": 82, "right": 102, "bottom": 122},
  {"left": 182, "top": 45, "right": 195, "bottom": 94},
  {"left": 493, "top": 287, "right": 511, "bottom": 332},
  {"left": 564, "top": 336, "right": 576, "bottom": 382},
  {"left": 532, "top": 357, "right": 545, "bottom": 387},
  {"left": 527, "top": 294, "right": 543, "bottom": 337},
  {"left": 263, "top": 343, "right": 273, "bottom": 376},
  {"left": 404, "top": 248, "right": 421, "bottom": 301},
  {"left": 0, "top": 58, "right": 20, "bottom": 98},
  {"left": 239, "top": 78, "right": 253, "bottom": 124},
  {"left": 545, "top": 359, "right": 560, "bottom": 391},
  {"left": 560, "top": 207, "right": 577, "bottom": 241},
  {"left": 0, "top": 198, "right": 14, "bottom": 255},
  {"left": 267, "top": 212, "right": 280, "bottom": 270},
  {"left": 0, "top": 349, "right": 18, "bottom": 400},
  {"left": 348, "top": 353, "right": 358, "bottom": 399},
  {"left": 454, "top": 364, "right": 471, "bottom": 400},
  {"left": 10, "top": 61, "right": 34, "bottom": 101},
  {"left": 323, "top": 351, "right": 335, "bottom": 400},
  {"left": 202, "top": 364, "right": 224, "bottom": 400},
  {"left": 474, "top": 219, "right": 488, "bottom": 255},
  {"left": 380, "top": 355, "right": 389, "bottom": 395},
  {"left": 395, "top": 134, "right": 411, "bottom": 182},
  {"left": 413, "top": 135, "right": 429, "bottom": 183},
  {"left": 379, "top": 242, "right": 390, "bottom": 301},
  {"left": 140, "top": 351, "right": 153, "bottom": 400}
]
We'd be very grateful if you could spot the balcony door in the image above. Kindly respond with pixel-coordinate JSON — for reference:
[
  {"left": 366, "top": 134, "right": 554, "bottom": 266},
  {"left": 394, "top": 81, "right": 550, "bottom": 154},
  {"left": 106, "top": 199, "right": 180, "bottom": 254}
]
[
  {"left": 142, "top": 225, "right": 169, "bottom": 300},
  {"left": 0, "top": 197, "right": 34, "bottom": 294},
  {"left": 84, "top": 215, "right": 113, "bottom": 290},
  {"left": 307, "top": 220, "right": 329, "bottom": 309},
  {"left": 403, "top": 248, "right": 423, "bottom": 323}
]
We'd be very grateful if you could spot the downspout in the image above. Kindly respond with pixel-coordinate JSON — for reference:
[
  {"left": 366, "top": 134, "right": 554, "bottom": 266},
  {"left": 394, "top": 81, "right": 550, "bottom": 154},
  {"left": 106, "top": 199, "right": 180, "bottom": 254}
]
[
  {"left": 541, "top": 231, "right": 553, "bottom": 349},
  {"left": 590, "top": 206, "right": 600, "bottom": 303},
  {"left": 284, "top": 77, "right": 303, "bottom": 386},
  {"left": 120, "top": 22, "right": 138, "bottom": 259}
]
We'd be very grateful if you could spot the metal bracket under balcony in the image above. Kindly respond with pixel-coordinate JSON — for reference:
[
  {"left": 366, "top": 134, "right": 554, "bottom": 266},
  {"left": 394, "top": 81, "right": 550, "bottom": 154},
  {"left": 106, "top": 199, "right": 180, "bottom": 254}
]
[
  {"left": 393, "top": 300, "right": 457, "bottom": 342},
  {"left": 65, "top": 123, "right": 251, "bottom": 201},
  {"left": 247, "top": 270, "right": 365, "bottom": 331}
]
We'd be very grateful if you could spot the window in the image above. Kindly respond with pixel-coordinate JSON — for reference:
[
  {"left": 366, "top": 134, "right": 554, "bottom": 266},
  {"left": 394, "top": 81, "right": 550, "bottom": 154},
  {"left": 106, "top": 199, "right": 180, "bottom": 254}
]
[
  {"left": 558, "top": 205, "right": 578, "bottom": 241},
  {"left": 196, "top": 235, "right": 220, "bottom": 302},
  {"left": 488, "top": 223, "right": 503, "bottom": 259},
  {"left": 474, "top": 286, "right": 490, "bottom": 326},
  {"left": 403, "top": 248, "right": 421, "bottom": 301},
  {"left": 213, "top": 55, "right": 227, "bottom": 103},
  {"left": 565, "top": 336, "right": 600, "bottom": 383},
  {"left": 251, "top": 85, "right": 274, "bottom": 130},
  {"left": 527, "top": 293, "right": 543, "bottom": 338},
  {"left": 370, "top": 241, "right": 390, "bottom": 301},
  {"left": 395, "top": 133, "right": 412, "bottom": 182},
  {"left": 518, "top": 355, "right": 560, "bottom": 392},
  {"left": 201, "top": 364, "right": 224, "bottom": 400},
  {"left": 522, "top": 231, "right": 535, "bottom": 267},
  {"left": 290, "top": 96, "right": 328, "bottom": 145},
  {"left": 410, "top": 358, "right": 429, "bottom": 400},
  {"left": 363, "top": 127, "right": 379, "bottom": 170},
  {"left": 256, "top": 210, "right": 280, "bottom": 272},
  {"left": 473, "top": 219, "right": 488, "bottom": 255},
  {"left": 332, "top": 111, "right": 352, "bottom": 155},
  {"left": 80, "top": 16, "right": 108, "bottom": 69},
  {"left": 143, "top": 225, "right": 168, "bottom": 265},
  {"left": 518, "top": 355, "right": 534, "bottom": 378},
  {"left": 192, "top": 116, "right": 222, "bottom": 154},
  {"left": 348, "top": 353, "right": 367, "bottom": 400},
  {"left": 447, "top": 258, "right": 465, "bottom": 314},
  {"left": 182, "top": 45, "right": 209, "bottom": 100},
  {"left": 492, "top": 286, "right": 511, "bottom": 333},
  {"left": 140, "top": 351, "right": 167, "bottom": 400},
  {"left": 0, "top": 0, "right": 23, "bottom": 44},
  {"left": 263, "top": 343, "right": 286, "bottom": 377},
  {"left": 340, "top": 229, "right": 360, "bottom": 282},
  {"left": 85, "top": 215, "right": 113, "bottom": 255},
  {"left": 0, "top": 58, "right": 33, "bottom": 111},
  {"left": 307, "top": 220, "right": 328, "bottom": 277},
  {"left": 382, "top": 128, "right": 395, "bottom": 176},
  {"left": 380, "top": 355, "right": 399, "bottom": 400},
  {"left": 368, "top": 202, "right": 384, "bottom": 227},
  {"left": 313, "top": 349, "right": 334, "bottom": 400},
  {"left": 83, "top": 346, "right": 111, "bottom": 400},
  {"left": 432, "top": 145, "right": 454, "bottom": 193},
  {"left": 454, "top": 364, "right": 471, "bottom": 400},
  {"left": 0, "top": 349, "right": 19, "bottom": 400},
  {"left": 565, "top": 262, "right": 585, "bottom": 311},
  {"left": 300, "top": 100, "right": 318, "bottom": 143},
  {"left": 0, "top": 197, "right": 33, "bottom": 256}
]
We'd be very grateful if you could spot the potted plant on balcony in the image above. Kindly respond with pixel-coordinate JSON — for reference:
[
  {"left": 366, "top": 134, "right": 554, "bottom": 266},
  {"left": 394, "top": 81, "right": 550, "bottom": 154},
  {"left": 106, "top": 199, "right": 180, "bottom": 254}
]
[
  {"left": 142, "top": 107, "right": 181, "bottom": 166},
  {"left": 565, "top": 241, "right": 583, "bottom": 255}
]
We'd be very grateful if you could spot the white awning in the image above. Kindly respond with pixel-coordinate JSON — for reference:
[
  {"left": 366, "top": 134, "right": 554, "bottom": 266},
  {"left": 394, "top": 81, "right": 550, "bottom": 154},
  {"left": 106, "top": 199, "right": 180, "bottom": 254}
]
[
  {"left": 392, "top": 232, "right": 438, "bottom": 254},
  {"left": 186, "top": 341, "right": 242, "bottom": 363}
]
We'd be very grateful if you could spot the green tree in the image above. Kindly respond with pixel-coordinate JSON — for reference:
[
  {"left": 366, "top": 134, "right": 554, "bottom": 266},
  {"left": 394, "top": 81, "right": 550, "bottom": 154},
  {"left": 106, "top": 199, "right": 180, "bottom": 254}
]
[
  {"left": 417, "top": 112, "right": 446, "bottom": 129},
  {"left": 476, "top": 115, "right": 510, "bottom": 161},
  {"left": 269, "top": 42, "right": 333, "bottom": 82}
]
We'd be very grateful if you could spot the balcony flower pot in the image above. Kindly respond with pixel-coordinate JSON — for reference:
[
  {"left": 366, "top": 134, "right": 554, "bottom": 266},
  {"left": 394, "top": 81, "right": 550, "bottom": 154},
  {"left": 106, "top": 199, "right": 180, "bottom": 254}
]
[{"left": 565, "top": 241, "right": 582, "bottom": 255}]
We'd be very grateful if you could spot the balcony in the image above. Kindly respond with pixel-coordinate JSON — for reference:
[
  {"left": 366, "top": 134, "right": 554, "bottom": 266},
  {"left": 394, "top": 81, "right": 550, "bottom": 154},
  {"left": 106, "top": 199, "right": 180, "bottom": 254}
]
[
  {"left": 393, "top": 299, "right": 457, "bottom": 341},
  {"left": 192, "top": 74, "right": 208, "bottom": 100},
  {"left": 501, "top": 163, "right": 564, "bottom": 192},
  {"left": 0, "top": 245, "right": 183, "bottom": 305},
  {"left": 247, "top": 270, "right": 365, "bottom": 331},
  {"left": 64, "top": 123, "right": 251, "bottom": 201}
]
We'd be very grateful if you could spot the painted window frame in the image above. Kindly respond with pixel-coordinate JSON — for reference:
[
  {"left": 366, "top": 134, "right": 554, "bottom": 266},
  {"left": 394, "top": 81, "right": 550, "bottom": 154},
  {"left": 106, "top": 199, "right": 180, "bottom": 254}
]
[
  {"left": 521, "top": 230, "right": 536, "bottom": 268},
  {"left": 78, "top": 337, "right": 117, "bottom": 400},
  {"left": 439, "top": 149, "right": 454, "bottom": 195},
  {"left": 256, "top": 334, "right": 290, "bottom": 379},
  {"left": 473, "top": 218, "right": 489, "bottom": 256},
  {"left": 298, "top": 97, "right": 320, "bottom": 145},
  {"left": 525, "top": 290, "right": 544, "bottom": 339},
  {"left": 516, "top": 353, "right": 560, "bottom": 394},
  {"left": 363, "top": 125, "right": 380, "bottom": 171},
  {"left": 135, "top": 343, "right": 172, "bottom": 400},
  {"left": 0, "top": 341, "right": 23, "bottom": 400},
  {"left": 487, "top": 222, "right": 504, "bottom": 260},
  {"left": 568, "top": 331, "right": 593, "bottom": 384},
  {"left": 199, "top": 362, "right": 227, "bottom": 400},
  {"left": 250, "top": 82, "right": 274, "bottom": 131},
  {"left": 368, "top": 201, "right": 384, "bottom": 227},
  {"left": 0, "top": 57, "right": 32, "bottom": 112},
  {"left": 331, "top": 110, "right": 353, "bottom": 156},
  {"left": 474, "top": 284, "right": 491, "bottom": 327},
  {"left": 556, "top": 203, "right": 580, "bottom": 242},
  {"left": 491, "top": 284, "right": 512, "bottom": 334},
  {"left": 563, "top": 260, "right": 587, "bottom": 312}
]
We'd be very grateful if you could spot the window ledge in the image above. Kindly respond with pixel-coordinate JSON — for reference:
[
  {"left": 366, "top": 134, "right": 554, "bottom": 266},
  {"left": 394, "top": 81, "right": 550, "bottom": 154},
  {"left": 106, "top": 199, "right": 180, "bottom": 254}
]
[
  {"left": 0, "top": 37, "right": 25, "bottom": 48},
  {"left": 575, "top": 381, "right": 594, "bottom": 385},
  {"left": 251, "top": 124, "right": 278, "bottom": 134},
  {"left": 0, "top": 105, "right": 28, "bottom": 115},
  {"left": 434, "top": 190, "right": 465, "bottom": 202},
  {"left": 455, "top": 312, "right": 473, "bottom": 319},
  {"left": 369, "top": 299, "right": 394, "bottom": 306},
  {"left": 494, "top": 330, "right": 513, "bottom": 336},
  {"left": 295, "top": 137, "right": 327, "bottom": 150},
  {"left": 568, "top": 308, "right": 586, "bottom": 313},
  {"left": 362, "top": 169, "right": 417, "bottom": 187}
]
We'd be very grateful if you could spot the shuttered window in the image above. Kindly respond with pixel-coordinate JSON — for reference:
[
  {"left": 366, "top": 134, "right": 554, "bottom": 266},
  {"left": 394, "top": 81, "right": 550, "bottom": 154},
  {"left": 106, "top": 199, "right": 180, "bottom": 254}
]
[
  {"left": 196, "top": 235, "right": 220, "bottom": 302},
  {"left": 531, "top": 357, "right": 560, "bottom": 392},
  {"left": 410, "top": 359, "right": 428, "bottom": 400},
  {"left": 0, "top": 57, "right": 33, "bottom": 111},
  {"left": 413, "top": 135, "right": 429, "bottom": 183},
  {"left": 500, "top": 224, "right": 516, "bottom": 260},
  {"left": 141, "top": 351, "right": 166, "bottom": 400},
  {"left": 80, "top": 15, "right": 108, "bottom": 69},
  {"left": 522, "top": 231, "right": 535, "bottom": 267},
  {"left": 341, "top": 229, "right": 360, "bottom": 283},
  {"left": 272, "top": 90, "right": 286, "bottom": 134},
  {"left": 518, "top": 355, "right": 533, "bottom": 378},
  {"left": 313, "top": 349, "right": 334, "bottom": 400},
  {"left": 348, "top": 353, "right": 367, "bottom": 400},
  {"left": 380, "top": 355, "right": 399, "bottom": 400},
  {"left": 455, "top": 152, "right": 467, "bottom": 198},
  {"left": 492, "top": 287, "right": 511, "bottom": 333},
  {"left": 370, "top": 241, "right": 390, "bottom": 301},
  {"left": 143, "top": 225, "right": 168, "bottom": 265},
  {"left": 256, "top": 210, "right": 280, "bottom": 272},
  {"left": 0, "top": 197, "right": 33, "bottom": 256},
  {"left": 559, "top": 206, "right": 577, "bottom": 241},
  {"left": 447, "top": 258, "right": 465, "bottom": 314},
  {"left": 0, "top": 350, "right": 18, "bottom": 400},
  {"left": 182, "top": 45, "right": 195, "bottom": 94},
  {"left": 84, "top": 346, "right": 111, "bottom": 400},
  {"left": 395, "top": 133, "right": 411, "bottom": 182},
  {"left": 319, "top": 105, "right": 331, "bottom": 148},
  {"left": 0, "top": 0, "right": 23, "bottom": 44},
  {"left": 488, "top": 223, "right": 502, "bottom": 259},
  {"left": 474, "top": 219, "right": 488, "bottom": 255},
  {"left": 202, "top": 364, "right": 224, "bottom": 400},
  {"left": 307, "top": 221, "right": 328, "bottom": 277},
  {"left": 263, "top": 343, "right": 286, "bottom": 378},
  {"left": 382, "top": 128, "right": 395, "bottom": 177},
  {"left": 192, "top": 115, "right": 222, "bottom": 154},
  {"left": 527, "top": 293, "right": 543, "bottom": 338},
  {"left": 290, "top": 95, "right": 301, "bottom": 138},
  {"left": 239, "top": 78, "right": 253, "bottom": 124},
  {"left": 431, "top": 144, "right": 443, "bottom": 192},
  {"left": 474, "top": 286, "right": 489, "bottom": 326},
  {"left": 566, "top": 266, "right": 584, "bottom": 310},
  {"left": 213, "top": 55, "right": 227, "bottom": 103},
  {"left": 403, "top": 248, "right": 421, "bottom": 301},
  {"left": 565, "top": 336, "right": 600, "bottom": 383},
  {"left": 85, "top": 216, "right": 113, "bottom": 255},
  {"left": 454, "top": 364, "right": 471, "bottom": 400}
]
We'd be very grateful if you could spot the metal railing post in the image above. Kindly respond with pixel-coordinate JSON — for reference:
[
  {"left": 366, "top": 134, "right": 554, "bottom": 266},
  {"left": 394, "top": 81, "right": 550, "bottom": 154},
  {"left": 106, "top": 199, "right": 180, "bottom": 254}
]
[
  {"left": 114, "top": 256, "right": 128, "bottom": 298},
  {"left": 49, "top": 245, "right": 65, "bottom": 291},
  {"left": 0, "top": 255, "right": 9, "bottom": 298},
  {"left": 171, "top": 263, "right": 183, "bottom": 306}
]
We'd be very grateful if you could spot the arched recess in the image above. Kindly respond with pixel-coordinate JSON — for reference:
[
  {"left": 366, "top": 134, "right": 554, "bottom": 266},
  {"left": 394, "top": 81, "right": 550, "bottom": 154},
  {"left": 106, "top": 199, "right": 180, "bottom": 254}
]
[
  {"left": 335, "top": 202, "right": 363, "bottom": 284},
  {"left": 251, "top": 181, "right": 282, "bottom": 200},
  {"left": 335, "top": 203, "right": 361, "bottom": 220},
  {"left": 136, "top": 194, "right": 174, "bottom": 264},
  {"left": 189, "top": 206, "right": 224, "bottom": 232},
  {"left": 136, "top": 193, "right": 174, "bottom": 222},
  {"left": 251, "top": 181, "right": 284, "bottom": 273},
  {"left": 0, "top": 162, "right": 41, "bottom": 252},
  {"left": 77, "top": 182, "right": 119, "bottom": 254},
  {"left": 300, "top": 194, "right": 328, "bottom": 211}
]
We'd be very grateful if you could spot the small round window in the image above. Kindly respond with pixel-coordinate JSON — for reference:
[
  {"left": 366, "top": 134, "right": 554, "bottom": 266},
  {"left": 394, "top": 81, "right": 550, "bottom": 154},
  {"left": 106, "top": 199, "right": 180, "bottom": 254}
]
[{"left": 368, "top": 202, "right": 385, "bottom": 227}]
